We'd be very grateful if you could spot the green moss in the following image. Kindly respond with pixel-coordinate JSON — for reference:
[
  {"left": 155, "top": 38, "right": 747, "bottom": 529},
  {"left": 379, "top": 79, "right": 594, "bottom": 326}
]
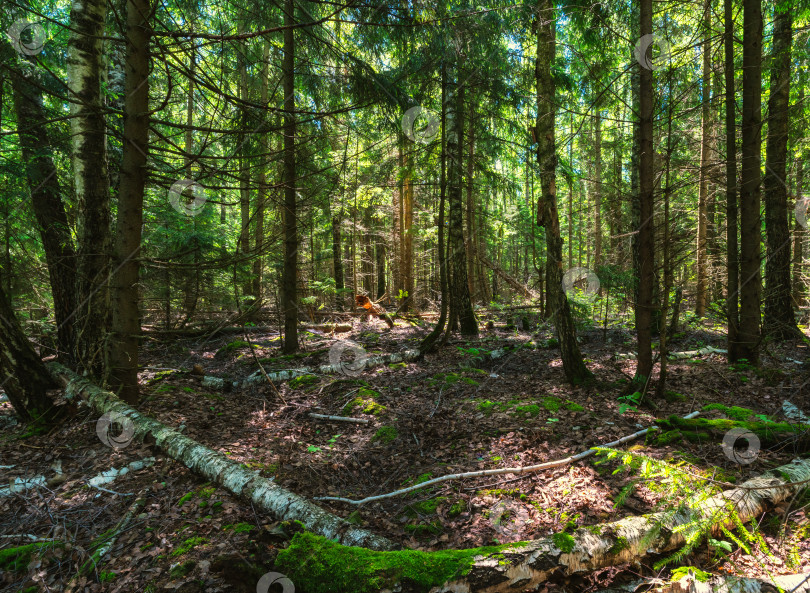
[
  {"left": 343, "top": 388, "right": 386, "bottom": 416},
  {"left": 372, "top": 426, "right": 398, "bottom": 443},
  {"left": 658, "top": 415, "right": 803, "bottom": 445},
  {"left": 216, "top": 340, "right": 252, "bottom": 356},
  {"left": 0, "top": 542, "right": 62, "bottom": 572},
  {"left": 515, "top": 404, "right": 541, "bottom": 417},
  {"left": 388, "top": 362, "right": 407, "bottom": 369},
  {"left": 290, "top": 374, "right": 319, "bottom": 389},
  {"left": 406, "top": 497, "right": 447, "bottom": 516},
  {"left": 99, "top": 571, "right": 116, "bottom": 583},
  {"left": 169, "top": 560, "right": 196, "bottom": 579},
  {"left": 223, "top": 522, "right": 254, "bottom": 534},
  {"left": 275, "top": 532, "right": 517, "bottom": 593},
  {"left": 404, "top": 520, "right": 443, "bottom": 537},
  {"left": 664, "top": 390, "right": 687, "bottom": 402},
  {"left": 608, "top": 536, "right": 630, "bottom": 555},
  {"left": 649, "top": 429, "right": 683, "bottom": 446},
  {"left": 448, "top": 500, "right": 466, "bottom": 518},
  {"left": 702, "top": 404, "right": 756, "bottom": 421},
  {"left": 477, "top": 400, "right": 497, "bottom": 414},
  {"left": 177, "top": 492, "right": 194, "bottom": 506},
  {"left": 198, "top": 486, "right": 216, "bottom": 500},
  {"left": 431, "top": 372, "right": 478, "bottom": 386},
  {"left": 565, "top": 402, "right": 585, "bottom": 412},
  {"left": 552, "top": 532, "right": 576, "bottom": 553},
  {"left": 542, "top": 397, "right": 562, "bottom": 413},
  {"left": 171, "top": 537, "right": 207, "bottom": 557}
]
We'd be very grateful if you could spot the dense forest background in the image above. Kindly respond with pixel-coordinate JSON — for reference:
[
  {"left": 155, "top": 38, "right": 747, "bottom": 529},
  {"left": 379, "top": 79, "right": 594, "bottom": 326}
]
[{"left": 3, "top": 0, "right": 810, "bottom": 590}]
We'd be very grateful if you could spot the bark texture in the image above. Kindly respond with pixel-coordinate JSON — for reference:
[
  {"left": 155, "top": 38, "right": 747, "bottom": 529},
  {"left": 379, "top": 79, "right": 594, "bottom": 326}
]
[
  {"left": 47, "top": 363, "right": 396, "bottom": 550},
  {"left": 68, "top": 0, "right": 113, "bottom": 376},
  {"left": 763, "top": 7, "right": 800, "bottom": 339},
  {"left": 277, "top": 458, "right": 810, "bottom": 593},
  {"left": 282, "top": 0, "right": 299, "bottom": 353},
  {"left": 108, "top": 0, "right": 151, "bottom": 404},
  {"left": 534, "top": 0, "right": 590, "bottom": 384}
]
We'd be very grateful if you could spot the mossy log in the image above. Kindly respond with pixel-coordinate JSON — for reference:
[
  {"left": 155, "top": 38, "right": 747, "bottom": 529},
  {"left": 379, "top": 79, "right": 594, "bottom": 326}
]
[
  {"left": 46, "top": 362, "right": 396, "bottom": 551},
  {"left": 275, "top": 458, "right": 810, "bottom": 593},
  {"left": 656, "top": 415, "right": 810, "bottom": 447}
]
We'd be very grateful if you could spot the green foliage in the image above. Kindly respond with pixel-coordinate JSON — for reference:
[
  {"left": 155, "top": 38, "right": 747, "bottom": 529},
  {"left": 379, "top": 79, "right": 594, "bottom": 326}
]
[
  {"left": 171, "top": 537, "right": 207, "bottom": 557},
  {"left": 372, "top": 426, "right": 398, "bottom": 443},
  {"left": 289, "top": 374, "right": 319, "bottom": 389},
  {"left": 552, "top": 532, "right": 576, "bottom": 553}
]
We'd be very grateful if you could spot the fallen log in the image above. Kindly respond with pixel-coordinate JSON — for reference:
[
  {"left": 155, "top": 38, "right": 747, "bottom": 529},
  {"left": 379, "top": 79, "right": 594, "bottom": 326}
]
[
  {"left": 46, "top": 362, "right": 396, "bottom": 551},
  {"left": 277, "top": 457, "right": 810, "bottom": 593},
  {"left": 302, "top": 323, "right": 353, "bottom": 333},
  {"left": 597, "top": 571, "right": 810, "bottom": 593},
  {"left": 309, "top": 413, "right": 369, "bottom": 424},
  {"left": 200, "top": 348, "right": 423, "bottom": 391}
]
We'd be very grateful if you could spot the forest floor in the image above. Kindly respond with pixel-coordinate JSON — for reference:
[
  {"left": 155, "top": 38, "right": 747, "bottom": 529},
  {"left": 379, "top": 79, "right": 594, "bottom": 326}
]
[{"left": 1, "top": 312, "right": 809, "bottom": 592}]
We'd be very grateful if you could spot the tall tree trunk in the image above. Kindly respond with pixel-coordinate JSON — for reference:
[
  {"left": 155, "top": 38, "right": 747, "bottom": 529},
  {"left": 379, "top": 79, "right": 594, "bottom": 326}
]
[
  {"left": 4, "top": 42, "right": 77, "bottom": 363},
  {"left": 793, "top": 95, "right": 805, "bottom": 309},
  {"left": 447, "top": 60, "right": 477, "bottom": 336},
  {"left": 763, "top": 6, "right": 800, "bottom": 339},
  {"left": 466, "top": 112, "right": 476, "bottom": 300},
  {"left": 738, "top": 0, "right": 762, "bottom": 363},
  {"left": 237, "top": 19, "right": 252, "bottom": 298},
  {"left": 402, "top": 150, "right": 414, "bottom": 309},
  {"left": 68, "top": 0, "right": 112, "bottom": 377},
  {"left": 725, "top": 0, "right": 740, "bottom": 360},
  {"left": 252, "top": 43, "right": 270, "bottom": 303},
  {"left": 536, "top": 0, "right": 591, "bottom": 384},
  {"left": 0, "top": 284, "right": 60, "bottom": 422},
  {"left": 108, "top": 0, "right": 151, "bottom": 404},
  {"left": 593, "top": 113, "right": 603, "bottom": 270},
  {"left": 696, "top": 0, "right": 711, "bottom": 318},
  {"left": 281, "top": 0, "right": 298, "bottom": 353},
  {"left": 635, "top": 0, "right": 655, "bottom": 388}
]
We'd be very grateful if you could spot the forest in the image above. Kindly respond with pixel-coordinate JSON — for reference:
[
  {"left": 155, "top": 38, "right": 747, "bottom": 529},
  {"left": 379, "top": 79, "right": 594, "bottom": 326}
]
[{"left": 1, "top": 0, "right": 810, "bottom": 590}]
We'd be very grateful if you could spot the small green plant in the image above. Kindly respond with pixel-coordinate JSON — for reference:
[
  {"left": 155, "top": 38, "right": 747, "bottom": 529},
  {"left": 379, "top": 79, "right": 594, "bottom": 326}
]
[{"left": 617, "top": 392, "right": 642, "bottom": 414}]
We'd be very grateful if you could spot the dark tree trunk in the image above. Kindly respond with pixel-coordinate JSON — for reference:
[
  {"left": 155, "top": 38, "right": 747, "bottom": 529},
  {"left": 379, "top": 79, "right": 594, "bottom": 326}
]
[
  {"left": 4, "top": 41, "right": 77, "bottom": 363},
  {"left": 696, "top": 0, "right": 711, "bottom": 318},
  {"left": 725, "top": 0, "right": 740, "bottom": 360},
  {"left": 108, "top": 0, "right": 151, "bottom": 404},
  {"left": 281, "top": 0, "right": 298, "bottom": 353},
  {"left": 535, "top": 0, "right": 591, "bottom": 384},
  {"left": 0, "top": 285, "right": 60, "bottom": 423},
  {"left": 738, "top": 0, "right": 762, "bottom": 363},
  {"left": 447, "top": 60, "right": 477, "bottom": 336},
  {"left": 634, "top": 0, "right": 655, "bottom": 388},
  {"left": 763, "top": 7, "right": 800, "bottom": 339}
]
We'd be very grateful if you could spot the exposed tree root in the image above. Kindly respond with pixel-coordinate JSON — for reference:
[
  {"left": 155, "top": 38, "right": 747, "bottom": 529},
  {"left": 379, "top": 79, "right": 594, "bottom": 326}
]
[
  {"left": 277, "top": 458, "right": 810, "bottom": 593},
  {"left": 46, "top": 362, "right": 397, "bottom": 551}
]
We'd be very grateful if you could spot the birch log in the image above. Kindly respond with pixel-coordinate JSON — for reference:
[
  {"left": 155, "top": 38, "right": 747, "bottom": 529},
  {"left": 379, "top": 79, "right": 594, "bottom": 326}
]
[
  {"left": 46, "top": 362, "right": 396, "bottom": 551},
  {"left": 201, "top": 348, "right": 423, "bottom": 390},
  {"left": 597, "top": 571, "right": 810, "bottom": 593},
  {"left": 277, "top": 458, "right": 810, "bottom": 593}
]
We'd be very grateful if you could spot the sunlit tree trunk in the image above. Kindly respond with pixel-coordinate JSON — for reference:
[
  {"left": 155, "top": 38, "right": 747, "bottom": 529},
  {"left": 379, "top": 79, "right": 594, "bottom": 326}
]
[
  {"left": 738, "top": 0, "right": 762, "bottom": 363},
  {"left": 253, "top": 42, "right": 270, "bottom": 302},
  {"left": 593, "top": 113, "right": 602, "bottom": 270},
  {"left": 536, "top": 0, "right": 590, "bottom": 384},
  {"left": 281, "top": 0, "right": 298, "bottom": 353},
  {"left": 108, "top": 0, "right": 151, "bottom": 404},
  {"left": 725, "top": 0, "right": 740, "bottom": 360},
  {"left": 763, "top": 6, "right": 800, "bottom": 339},
  {"left": 696, "top": 0, "right": 711, "bottom": 318},
  {"left": 793, "top": 100, "right": 805, "bottom": 309},
  {"left": 68, "top": 0, "right": 112, "bottom": 377}
]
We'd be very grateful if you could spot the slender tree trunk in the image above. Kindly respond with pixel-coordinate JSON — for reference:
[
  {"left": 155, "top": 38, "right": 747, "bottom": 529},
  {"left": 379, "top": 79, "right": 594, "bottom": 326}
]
[
  {"left": 466, "top": 112, "right": 476, "bottom": 300},
  {"left": 0, "top": 284, "right": 60, "bottom": 422},
  {"left": 593, "top": 113, "right": 602, "bottom": 269},
  {"left": 536, "top": 0, "right": 591, "bottom": 384},
  {"left": 763, "top": 6, "right": 800, "bottom": 339},
  {"left": 252, "top": 43, "right": 270, "bottom": 303},
  {"left": 635, "top": 0, "right": 655, "bottom": 388},
  {"left": 108, "top": 0, "right": 151, "bottom": 404},
  {"left": 281, "top": 0, "right": 298, "bottom": 353},
  {"left": 4, "top": 42, "right": 77, "bottom": 363},
  {"left": 738, "top": 0, "right": 762, "bottom": 363},
  {"left": 68, "top": 0, "right": 112, "bottom": 377},
  {"left": 402, "top": 150, "right": 414, "bottom": 309},
  {"left": 793, "top": 101, "right": 805, "bottom": 309},
  {"left": 447, "top": 60, "right": 477, "bottom": 336},
  {"left": 696, "top": 0, "right": 711, "bottom": 318},
  {"left": 725, "top": 0, "right": 740, "bottom": 360}
]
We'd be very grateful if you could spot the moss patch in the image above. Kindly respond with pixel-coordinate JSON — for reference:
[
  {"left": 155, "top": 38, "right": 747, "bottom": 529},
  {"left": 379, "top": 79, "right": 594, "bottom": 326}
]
[
  {"left": 343, "top": 388, "right": 386, "bottom": 416},
  {"left": 274, "top": 531, "right": 515, "bottom": 593},
  {"left": 372, "top": 426, "right": 398, "bottom": 443},
  {"left": 171, "top": 536, "right": 207, "bottom": 557},
  {"left": 0, "top": 542, "right": 62, "bottom": 572},
  {"left": 290, "top": 374, "right": 319, "bottom": 389},
  {"left": 702, "top": 404, "right": 757, "bottom": 421},
  {"left": 657, "top": 415, "right": 804, "bottom": 445}
]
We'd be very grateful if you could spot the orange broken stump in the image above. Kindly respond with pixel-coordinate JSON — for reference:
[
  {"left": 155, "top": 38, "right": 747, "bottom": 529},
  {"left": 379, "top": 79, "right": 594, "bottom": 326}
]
[{"left": 355, "top": 295, "right": 395, "bottom": 328}]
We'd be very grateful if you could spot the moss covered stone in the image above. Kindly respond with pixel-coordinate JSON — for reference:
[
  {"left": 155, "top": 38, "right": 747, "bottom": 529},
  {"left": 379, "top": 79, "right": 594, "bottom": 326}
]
[
  {"left": 657, "top": 415, "right": 806, "bottom": 446},
  {"left": 274, "top": 532, "right": 516, "bottom": 593}
]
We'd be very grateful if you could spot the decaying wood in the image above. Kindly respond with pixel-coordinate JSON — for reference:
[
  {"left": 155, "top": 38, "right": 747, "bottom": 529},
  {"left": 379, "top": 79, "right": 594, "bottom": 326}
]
[
  {"left": 476, "top": 253, "right": 538, "bottom": 299},
  {"left": 616, "top": 346, "right": 727, "bottom": 361},
  {"left": 316, "top": 411, "right": 700, "bottom": 505},
  {"left": 200, "top": 348, "right": 422, "bottom": 390},
  {"left": 309, "top": 413, "right": 369, "bottom": 424},
  {"left": 302, "top": 323, "right": 353, "bottom": 333},
  {"left": 46, "top": 362, "right": 397, "bottom": 551},
  {"left": 598, "top": 571, "right": 810, "bottom": 593},
  {"left": 292, "top": 458, "right": 810, "bottom": 593},
  {"left": 356, "top": 295, "right": 395, "bottom": 328}
]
